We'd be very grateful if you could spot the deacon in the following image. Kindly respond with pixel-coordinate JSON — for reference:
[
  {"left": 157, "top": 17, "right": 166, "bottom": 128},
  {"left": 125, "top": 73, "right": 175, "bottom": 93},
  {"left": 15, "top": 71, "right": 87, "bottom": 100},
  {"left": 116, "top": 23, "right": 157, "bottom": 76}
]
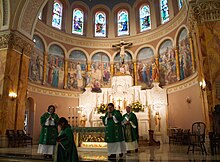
[
  {"left": 38, "top": 105, "right": 59, "bottom": 159},
  {"left": 102, "top": 103, "right": 126, "bottom": 159},
  {"left": 122, "top": 106, "right": 139, "bottom": 153}
]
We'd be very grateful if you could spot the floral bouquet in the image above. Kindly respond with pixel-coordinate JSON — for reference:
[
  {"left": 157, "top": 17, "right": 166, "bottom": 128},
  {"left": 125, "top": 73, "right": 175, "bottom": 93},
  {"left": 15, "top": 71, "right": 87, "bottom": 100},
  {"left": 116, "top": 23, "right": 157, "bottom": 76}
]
[
  {"left": 131, "top": 101, "right": 144, "bottom": 112},
  {"left": 97, "top": 104, "right": 108, "bottom": 114}
]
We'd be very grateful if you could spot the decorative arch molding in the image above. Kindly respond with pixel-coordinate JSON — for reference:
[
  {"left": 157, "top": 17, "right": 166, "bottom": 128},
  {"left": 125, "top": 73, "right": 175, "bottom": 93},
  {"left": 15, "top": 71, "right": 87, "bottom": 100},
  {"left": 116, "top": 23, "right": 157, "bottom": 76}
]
[
  {"left": 155, "top": 36, "right": 174, "bottom": 57},
  {"left": 47, "top": 42, "right": 67, "bottom": 58},
  {"left": 90, "top": 50, "right": 111, "bottom": 62},
  {"left": 174, "top": 24, "right": 189, "bottom": 46},
  {"left": 71, "top": 1, "right": 90, "bottom": 12},
  {"left": 134, "top": 44, "right": 156, "bottom": 59},
  {"left": 67, "top": 47, "right": 90, "bottom": 61},
  {"left": 33, "top": 32, "right": 47, "bottom": 52}
]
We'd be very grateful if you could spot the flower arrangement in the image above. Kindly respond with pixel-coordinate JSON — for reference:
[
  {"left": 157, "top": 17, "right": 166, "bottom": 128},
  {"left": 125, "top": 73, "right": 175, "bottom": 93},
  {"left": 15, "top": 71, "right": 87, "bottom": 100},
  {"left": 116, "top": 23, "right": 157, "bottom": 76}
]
[
  {"left": 97, "top": 104, "right": 107, "bottom": 114},
  {"left": 131, "top": 101, "right": 144, "bottom": 112}
]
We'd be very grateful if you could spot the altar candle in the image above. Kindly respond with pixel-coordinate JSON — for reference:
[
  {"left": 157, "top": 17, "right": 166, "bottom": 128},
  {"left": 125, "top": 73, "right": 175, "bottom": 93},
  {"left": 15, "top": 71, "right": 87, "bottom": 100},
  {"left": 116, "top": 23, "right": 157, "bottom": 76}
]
[
  {"left": 107, "top": 91, "right": 109, "bottom": 103},
  {"left": 68, "top": 107, "right": 71, "bottom": 116},
  {"left": 103, "top": 92, "right": 105, "bottom": 103},
  {"left": 72, "top": 107, "right": 74, "bottom": 117}
]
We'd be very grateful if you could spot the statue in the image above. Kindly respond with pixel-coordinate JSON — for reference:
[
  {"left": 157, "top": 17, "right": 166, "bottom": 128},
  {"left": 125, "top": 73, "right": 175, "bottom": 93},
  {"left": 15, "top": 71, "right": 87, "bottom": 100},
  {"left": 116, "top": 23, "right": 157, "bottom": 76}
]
[
  {"left": 80, "top": 114, "right": 87, "bottom": 127},
  {"left": 112, "top": 40, "right": 132, "bottom": 64},
  {"left": 154, "top": 112, "right": 161, "bottom": 132}
]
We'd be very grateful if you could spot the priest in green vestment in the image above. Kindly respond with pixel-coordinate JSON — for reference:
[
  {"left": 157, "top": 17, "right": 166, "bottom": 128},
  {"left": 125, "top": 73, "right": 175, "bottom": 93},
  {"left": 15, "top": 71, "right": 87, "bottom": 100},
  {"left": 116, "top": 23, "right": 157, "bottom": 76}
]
[
  {"left": 102, "top": 103, "right": 126, "bottom": 159},
  {"left": 54, "top": 117, "right": 79, "bottom": 162},
  {"left": 37, "top": 105, "right": 59, "bottom": 159},
  {"left": 122, "top": 106, "right": 139, "bottom": 153}
]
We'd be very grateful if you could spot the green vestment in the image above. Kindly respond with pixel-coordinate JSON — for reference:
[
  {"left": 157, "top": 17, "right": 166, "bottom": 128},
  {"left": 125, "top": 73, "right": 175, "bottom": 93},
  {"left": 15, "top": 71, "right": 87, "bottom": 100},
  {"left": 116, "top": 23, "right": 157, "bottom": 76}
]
[
  {"left": 54, "top": 126, "right": 79, "bottom": 162},
  {"left": 122, "top": 112, "right": 138, "bottom": 142},
  {"left": 39, "top": 112, "right": 59, "bottom": 145},
  {"left": 102, "top": 109, "right": 124, "bottom": 143}
]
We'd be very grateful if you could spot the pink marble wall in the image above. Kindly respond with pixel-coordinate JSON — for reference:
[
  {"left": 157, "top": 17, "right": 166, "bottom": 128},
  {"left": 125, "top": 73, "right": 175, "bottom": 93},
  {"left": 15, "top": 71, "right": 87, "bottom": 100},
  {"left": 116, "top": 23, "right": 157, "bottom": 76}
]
[
  {"left": 27, "top": 91, "right": 79, "bottom": 143},
  {"left": 168, "top": 84, "right": 204, "bottom": 129}
]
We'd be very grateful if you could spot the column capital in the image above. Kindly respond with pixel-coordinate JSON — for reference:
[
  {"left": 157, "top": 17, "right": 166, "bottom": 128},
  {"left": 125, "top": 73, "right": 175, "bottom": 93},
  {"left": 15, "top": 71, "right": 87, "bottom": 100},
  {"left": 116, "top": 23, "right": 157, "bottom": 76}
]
[{"left": 0, "top": 31, "right": 34, "bottom": 56}]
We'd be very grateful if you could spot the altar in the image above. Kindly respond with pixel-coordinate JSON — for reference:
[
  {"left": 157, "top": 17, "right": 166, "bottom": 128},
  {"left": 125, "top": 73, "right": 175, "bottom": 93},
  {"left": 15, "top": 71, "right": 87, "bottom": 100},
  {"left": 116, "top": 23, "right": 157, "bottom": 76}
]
[{"left": 78, "top": 75, "right": 168, "bottom": 144}]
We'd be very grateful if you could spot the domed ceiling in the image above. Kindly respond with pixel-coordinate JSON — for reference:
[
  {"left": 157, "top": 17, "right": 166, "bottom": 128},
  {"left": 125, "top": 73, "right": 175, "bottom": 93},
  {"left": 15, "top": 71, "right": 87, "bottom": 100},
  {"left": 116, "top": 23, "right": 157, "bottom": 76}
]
[{"left": 68, "top": 0, "right": 136, "bottom": 9}]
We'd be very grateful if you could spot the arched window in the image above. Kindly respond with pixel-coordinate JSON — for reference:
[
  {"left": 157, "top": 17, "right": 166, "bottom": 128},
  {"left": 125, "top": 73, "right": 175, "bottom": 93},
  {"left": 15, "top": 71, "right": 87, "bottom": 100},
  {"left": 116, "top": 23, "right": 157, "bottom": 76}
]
[
  {"left": 139, "top": 4, "right": 151, "bottom": 32},
  {"left": 117, "top": 10, "right": 129, "bottom": 36},
  {"left": 160, "top": 0, "right": 169, "bottom": 24},
  {"left": 52, "top": 0, "right": 63, "bottom": 29},
  {"left": 178, "top": 0, "right": 183, "bottom": 10},
  {"left": 72, "top": 8, "right": 84, "bottom": 35},
  {"left": 94, "top": 11, "right": 107, "bottom": 37}
]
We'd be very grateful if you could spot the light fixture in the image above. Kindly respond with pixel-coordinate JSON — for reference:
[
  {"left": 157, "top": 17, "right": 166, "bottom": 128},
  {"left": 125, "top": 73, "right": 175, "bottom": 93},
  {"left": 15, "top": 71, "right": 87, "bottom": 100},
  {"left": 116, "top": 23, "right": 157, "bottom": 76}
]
[
  {"left": 9, "top": 92, "right": 17, "bottom": 100},
  {"left": 199, "top": 79, "right": 206, "bottom": 91}
]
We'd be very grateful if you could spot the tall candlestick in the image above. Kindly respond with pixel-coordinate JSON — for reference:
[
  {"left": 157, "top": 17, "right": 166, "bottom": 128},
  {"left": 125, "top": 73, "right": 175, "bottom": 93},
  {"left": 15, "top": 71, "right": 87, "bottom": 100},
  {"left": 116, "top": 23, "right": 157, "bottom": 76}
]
[{"left": 68, "top": 107, "right": 71, "bottom": 116}]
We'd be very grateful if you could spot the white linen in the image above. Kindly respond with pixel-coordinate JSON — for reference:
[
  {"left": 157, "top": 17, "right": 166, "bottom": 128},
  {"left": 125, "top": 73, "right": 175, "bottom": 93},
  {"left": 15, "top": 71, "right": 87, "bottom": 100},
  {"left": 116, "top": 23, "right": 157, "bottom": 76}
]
[
  {"left": 125, "top": 140, "right": 138, "bottom": 151},
  {"left": 37, "top": 144, "right": 55, "bottom": 155},
  {"left": 107, "top": 141, "right": 126, "bottom": 155}
]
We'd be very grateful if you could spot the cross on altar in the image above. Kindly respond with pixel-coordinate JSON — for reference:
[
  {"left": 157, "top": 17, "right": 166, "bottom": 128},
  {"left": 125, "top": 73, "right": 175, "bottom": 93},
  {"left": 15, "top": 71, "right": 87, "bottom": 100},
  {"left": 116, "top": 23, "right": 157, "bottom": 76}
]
[{"left": 117, "top": 98, "right": 123, "bottom": 108}]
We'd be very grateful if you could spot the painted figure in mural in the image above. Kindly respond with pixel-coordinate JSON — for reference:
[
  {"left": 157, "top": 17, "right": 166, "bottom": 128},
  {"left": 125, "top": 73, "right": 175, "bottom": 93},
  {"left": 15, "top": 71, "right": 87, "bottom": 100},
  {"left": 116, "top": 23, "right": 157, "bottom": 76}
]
[
  {"left": 58, "top": 67, "right": 64, "bottom": 88},
  {"left": 48, "top": 60, "right": 53, "bottom": 84},
  {"left": 54, "top": 117, "right": 79, "bottom": 162},
  {"left": 52, "top": 65, "right": 59, "bottom": 88},
  {"left": 91, "top": 79, "right": 102, "bottom": 93},
  {"left": 76, "top": 62, "right": 82, "bottom": 80},
  {"left": 142, "top": 64, "right": 147, "bottom": 83},
  {"left": 154, "top": 112, "right": 161, "bottom": 132},
  {"left": 38, "top": 105, "right": 59, "bottom": 159}
]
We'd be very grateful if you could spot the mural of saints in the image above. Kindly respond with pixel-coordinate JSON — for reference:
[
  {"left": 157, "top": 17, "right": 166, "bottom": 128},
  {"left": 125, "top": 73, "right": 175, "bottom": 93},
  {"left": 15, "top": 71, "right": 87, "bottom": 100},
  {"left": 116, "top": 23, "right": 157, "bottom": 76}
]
[
  {"left": 114, "top": 52, "right": 133, "bottom": 77},
  {"left": 47, "top": 45, "right": 64, "bottom": 89},
  {"left": 159, "top": 40, "right": 177, "bottom": 86},
  {"left": 178, "top": 28, "right": 193, "bottom": 80},
  {"left": 29, "top": 35, "right": 44, "bottom": 84},
  {"left": 91, "top": 53, "right": 111, "bottom": 92},
  {"left": 137, "top": 47, "right": 154, "bottom": 89},
  {"left": 67, "top": 50, "right": 87, "bottom": 91}
]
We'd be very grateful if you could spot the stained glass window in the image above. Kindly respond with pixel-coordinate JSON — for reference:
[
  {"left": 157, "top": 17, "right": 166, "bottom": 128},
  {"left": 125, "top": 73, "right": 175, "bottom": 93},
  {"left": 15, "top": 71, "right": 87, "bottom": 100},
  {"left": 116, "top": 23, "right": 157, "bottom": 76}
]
[
  {"left": 52, "top": 0, "right": 63, "bottom": 29},
  {"left": 160, "top": 0, "right": 169, "bottom": 24},
  {"left": 139, "top": 4, "right": 151, "bottom": 32},
  {"left": 72, "top": 8, "right": 84, "bottom": 35},
  {"left": 178, "top": 0, "right": 183, "bottom": 10},
  {"left": 117, "top": 10, "right": 129, "bottom": 36},
  {"left": 95, "top": 12, "right": 106, "bottom": 37}
]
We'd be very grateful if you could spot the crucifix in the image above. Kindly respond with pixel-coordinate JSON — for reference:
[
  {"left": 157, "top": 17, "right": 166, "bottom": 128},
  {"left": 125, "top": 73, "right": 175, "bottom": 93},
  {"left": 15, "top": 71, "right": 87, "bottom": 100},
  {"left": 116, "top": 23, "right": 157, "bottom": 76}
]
[
  {"left": 112, "top": 40, "right": 133, "bottom": 64},
  {"left": 117, "top": 98, "right": 123, "bottom": 110}
]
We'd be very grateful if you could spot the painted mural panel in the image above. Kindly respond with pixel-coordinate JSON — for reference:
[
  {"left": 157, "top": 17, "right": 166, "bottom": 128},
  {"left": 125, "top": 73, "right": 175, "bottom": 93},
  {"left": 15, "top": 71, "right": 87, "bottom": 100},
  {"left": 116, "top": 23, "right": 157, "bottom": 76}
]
[
  {"left": 29, "top": 35, "right": 44, "bottom": 84},
  {"left": 47, "top": 45, "right": 64, "bottom": 89},
  {"left": 114, "top": 52, "right": 133, "bottom": 77},
  {"left": 159, "top": 40, "right": 177, "bottom": 86},
  {"left": 67, "top": 50, "right": 87, "bottom": 91},
  {"left": 137, "top": 47, "right": 154, "bottom": 89},
  {"left": 91, "top": 53, "right": 110, "bottom": 92},
  {"left": 178, "top": 28, "right": 193, "bottom": 80}
]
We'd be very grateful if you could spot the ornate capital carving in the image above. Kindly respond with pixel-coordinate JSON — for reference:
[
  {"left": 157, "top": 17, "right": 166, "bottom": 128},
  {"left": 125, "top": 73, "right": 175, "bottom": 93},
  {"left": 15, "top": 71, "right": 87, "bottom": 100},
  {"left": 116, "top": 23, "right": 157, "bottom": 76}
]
[
  {"left": 0, "top": 32, "right": 34, "bottom": 56},
  {"left": 187, "top": 0, "right": 220, "bottom": 31}
]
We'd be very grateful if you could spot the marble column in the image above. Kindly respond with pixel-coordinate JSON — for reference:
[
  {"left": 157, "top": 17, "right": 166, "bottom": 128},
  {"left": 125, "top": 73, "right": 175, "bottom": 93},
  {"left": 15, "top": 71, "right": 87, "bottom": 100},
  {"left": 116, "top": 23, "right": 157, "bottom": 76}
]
[
  {"left": 175, "top": 47, "right": 180, "bottom": 81},
  {"left": 87, "top": 62, "right": 91, "bottom": 71},
  {"left": 43, "top": 51, "right": 48, "bottom": 85},
  {"left": 133, "top": 61, "right": 137, "bottom": 86},
  {"left": 189, "top": 36, "right": 196, "bottom": 73},
  {"left": 0, "top": 32, "right": 33, "bottom": 135},
  {"left": 64, "top": 59, "right": 68, "bottom": 89}
]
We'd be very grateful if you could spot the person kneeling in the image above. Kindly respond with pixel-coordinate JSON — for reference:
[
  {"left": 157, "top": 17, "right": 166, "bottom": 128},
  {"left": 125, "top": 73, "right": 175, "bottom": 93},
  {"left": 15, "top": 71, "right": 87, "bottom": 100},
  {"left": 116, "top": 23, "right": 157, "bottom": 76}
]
[{"left": 54, "top": 117, "right": 79, "bottom": 162}]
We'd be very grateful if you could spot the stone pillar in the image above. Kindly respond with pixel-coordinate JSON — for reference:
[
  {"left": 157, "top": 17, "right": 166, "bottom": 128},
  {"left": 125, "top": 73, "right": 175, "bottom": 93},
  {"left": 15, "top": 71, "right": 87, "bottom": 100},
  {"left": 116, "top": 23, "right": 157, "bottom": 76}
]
[
  {"left": 87, "top": 62, "right": 91, "bottom": 71},
  {"left": 43, "top": 51, "right": 48, "bottom": 85},
  {"left": 152, "top": 57, "right": 160, "bottom": 83},
  {"left": 133, "top": 61, "right": 137, "bottom": 86},
  {"left": 110, "top": 63, "right": 114, "bottom": 76},
  {"left": 189, "top": 35, "right": 196, "bottom": 73},
  {"left": 0, "top": 32, "right": 34, "bottom": 135},
  {"left": 64, "top": 59, "right": 68, "bottom": 89},
  {"left": 175, "top": 47, "right": 180, "bottom": 81}
]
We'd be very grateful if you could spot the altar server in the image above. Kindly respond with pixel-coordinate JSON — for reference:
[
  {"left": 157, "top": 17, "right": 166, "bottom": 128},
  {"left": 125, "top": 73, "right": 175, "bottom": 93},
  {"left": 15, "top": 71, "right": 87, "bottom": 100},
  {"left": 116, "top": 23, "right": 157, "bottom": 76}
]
[
  {"left": 102, "top": 103, "right": 126, "bottom": 160},
  {"left": 38, "top": 105, "right": 59, "bottom": 159},
  {"left": 54, "top": 117, "right": 79, "bottom": 162},
  {"left": 122, "top": 106, "right": 139, "bottom": 153}
]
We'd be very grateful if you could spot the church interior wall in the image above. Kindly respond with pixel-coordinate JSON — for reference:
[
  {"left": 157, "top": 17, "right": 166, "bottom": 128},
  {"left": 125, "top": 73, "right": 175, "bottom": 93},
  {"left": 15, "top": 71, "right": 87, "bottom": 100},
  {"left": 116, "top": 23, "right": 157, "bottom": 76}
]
[
  {"left": 167, "top": 84, "right": 204, "bottom": 129},
  {"left": 27, "top": 91, "right": 79, "bottom": 144}
]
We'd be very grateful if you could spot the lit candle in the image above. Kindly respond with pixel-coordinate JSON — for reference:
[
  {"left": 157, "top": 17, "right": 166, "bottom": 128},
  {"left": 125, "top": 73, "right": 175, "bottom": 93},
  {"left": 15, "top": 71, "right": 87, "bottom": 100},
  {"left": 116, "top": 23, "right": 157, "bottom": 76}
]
[
  {"left": 68, "top": 107, "right": 71, "bottom": 116},
  {"left": 72, "top": 107, "right": 74, "bottom": 117}
]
